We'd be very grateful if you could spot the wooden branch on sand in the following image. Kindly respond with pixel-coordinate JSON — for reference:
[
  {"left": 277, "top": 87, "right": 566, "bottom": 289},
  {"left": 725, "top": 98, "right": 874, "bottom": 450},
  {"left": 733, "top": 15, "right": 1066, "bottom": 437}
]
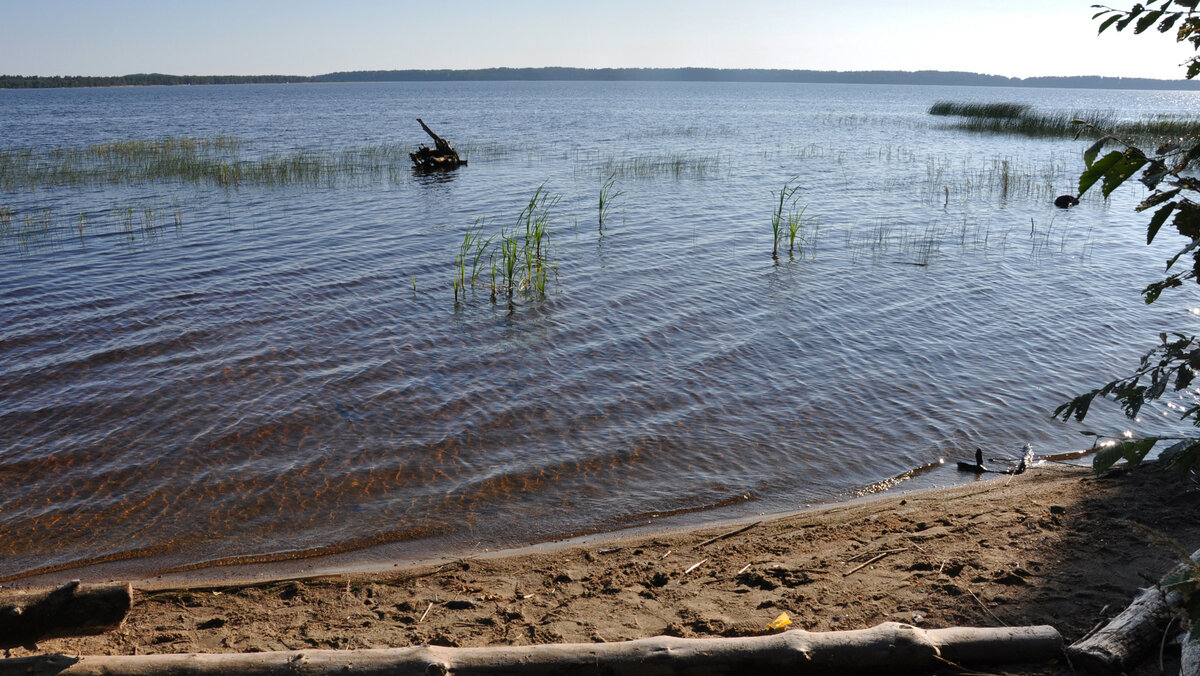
[
  {"left": 1068, "top": 548, "right": 1200, "bottom": 675},
  {"left": 0, "top": 581, "right": 132, "bottom": 650},
  {"left": 1, "top": 622, "right": 1063, "bottom": 675}
]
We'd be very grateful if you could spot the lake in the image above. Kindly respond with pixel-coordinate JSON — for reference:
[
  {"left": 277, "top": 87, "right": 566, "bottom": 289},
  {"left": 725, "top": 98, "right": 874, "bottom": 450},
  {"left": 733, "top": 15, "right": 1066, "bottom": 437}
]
[{"left": 1, "top": 80, "right": 1197, "bottom": 583}]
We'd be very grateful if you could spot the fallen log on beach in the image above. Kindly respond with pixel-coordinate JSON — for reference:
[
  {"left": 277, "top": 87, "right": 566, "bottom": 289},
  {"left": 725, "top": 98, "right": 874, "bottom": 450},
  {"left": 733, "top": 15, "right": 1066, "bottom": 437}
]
[
  {"left": 1067, "top": 547, "right": 1200, "bottom": 675},
  {"left": 0, "top": 581, "right": 132, "bottom": 650},
  {"left": 0, "top": 622, "right": 1062, "bottom": 675}
]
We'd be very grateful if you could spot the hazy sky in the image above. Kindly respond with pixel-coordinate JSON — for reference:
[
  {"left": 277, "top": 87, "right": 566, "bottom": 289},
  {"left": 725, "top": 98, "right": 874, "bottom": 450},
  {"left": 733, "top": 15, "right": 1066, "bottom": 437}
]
[{"left": 3, "top": 0, "right": 1196, "bottom": 79}]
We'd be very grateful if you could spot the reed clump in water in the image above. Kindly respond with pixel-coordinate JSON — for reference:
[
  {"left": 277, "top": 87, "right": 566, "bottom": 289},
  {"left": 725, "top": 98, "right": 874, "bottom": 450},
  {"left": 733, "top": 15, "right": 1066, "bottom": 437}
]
[
  {"left": 929, "top": 101, "right": 1200, "bottom": 144},
  {"left": 0, "top": 137, "right": 421, "bottom": 190},
  {"left": 598, "top": 172, "right": 623, "bottom": 232},
  {"left": 928, "top": 101, "right": 1031, "bottom": 119},
  {"left": 771, "top": 178, "right": 817, "bottom": 259},
  {"left": 596, "top": 153, "right": 721, "bottom": 179},
  {"left": 453, "top": 185, "right": 561, "bottom": 306},
  {"left": 0, "top": 202, "right": 183, "bottom": 252}
]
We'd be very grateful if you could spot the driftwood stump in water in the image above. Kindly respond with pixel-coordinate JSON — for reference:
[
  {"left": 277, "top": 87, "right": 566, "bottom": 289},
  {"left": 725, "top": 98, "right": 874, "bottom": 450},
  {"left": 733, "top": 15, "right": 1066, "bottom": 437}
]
[
  {"left": 410, "top": 118, "right": 466, "bottom": 171},
  {"left": 0, "top": 581, "right": 132, "bottom": 650},
  {"left": 0, "top": 622, "right": 1064, "bottom": 675}
]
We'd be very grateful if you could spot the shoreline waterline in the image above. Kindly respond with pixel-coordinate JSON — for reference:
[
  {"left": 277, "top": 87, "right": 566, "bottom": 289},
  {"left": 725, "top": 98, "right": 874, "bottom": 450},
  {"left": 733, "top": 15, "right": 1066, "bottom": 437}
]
[{"left": 5, "top": 454, "right": 1077, "bottom": 591}]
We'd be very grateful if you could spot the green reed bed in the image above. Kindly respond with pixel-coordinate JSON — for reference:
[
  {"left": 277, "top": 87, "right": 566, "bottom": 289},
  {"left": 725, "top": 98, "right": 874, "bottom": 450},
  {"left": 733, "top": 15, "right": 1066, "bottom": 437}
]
[
  {"left": 0, "top": 137, "right": 423, "bottom": 190},
  {"left": 919, "top": 154, "right": 1074, "bottom": 206},
  {"left": 845, "top": 213, "right": 1093, "bottom": 267},
  {"left": 929, "top": 102, "right": 1200, "bottom": 144},
  {"left": 0, "top": 202, "right": 184, "bottom": 252},
  {"left": 928, "top": 101, "right": 1032, "bottom": 119},
  {"left": 590, "top": 152, "right": 722, "bottom": 179},
  {"left": 453, "top": 185, "right": 561, "bottom": 307}
]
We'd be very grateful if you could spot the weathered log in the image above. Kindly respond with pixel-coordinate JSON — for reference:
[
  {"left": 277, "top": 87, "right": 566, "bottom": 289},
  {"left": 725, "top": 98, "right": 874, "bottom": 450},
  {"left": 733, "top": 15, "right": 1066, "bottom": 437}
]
[
  {"left": 1182, "top": 628, "right": 1200, "bottom": 676},
  {"left": 0, "top": 622, "right": 1062, "bottom": 675},
  {"left": 0, "top": 581, "right": 132, "bottom": 650},
  {"left": 1068, "top": 548, "right": 1200, "bottom": 674}
]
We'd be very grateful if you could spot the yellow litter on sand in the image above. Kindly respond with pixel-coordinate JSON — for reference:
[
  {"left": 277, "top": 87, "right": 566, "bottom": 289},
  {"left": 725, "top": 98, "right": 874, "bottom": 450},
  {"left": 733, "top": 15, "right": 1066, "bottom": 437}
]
[{"left": 766, "top": 612, "right": 792, "bottom": 631}]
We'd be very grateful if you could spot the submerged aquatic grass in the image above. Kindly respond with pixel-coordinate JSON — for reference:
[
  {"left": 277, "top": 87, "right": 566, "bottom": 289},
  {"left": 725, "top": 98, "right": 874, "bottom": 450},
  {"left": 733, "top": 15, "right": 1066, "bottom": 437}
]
[
  {"left": 588, "top": 152, "right": 721, "bottom": 179},
  {"left": 0, "top": 137, "right": 421, "bottom": 190},
  {"left": 929, "top": 102, "right": 1200, "bottom": 144},
  {"left": 1, "top": 202, "right": 183, "bottom": 252}
]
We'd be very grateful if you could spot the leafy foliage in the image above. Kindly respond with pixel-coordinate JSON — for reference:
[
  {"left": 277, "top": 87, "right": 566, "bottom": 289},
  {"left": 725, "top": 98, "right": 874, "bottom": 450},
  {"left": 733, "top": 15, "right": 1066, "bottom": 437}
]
[{"left": 1057, "top": 1, "right": 1200, "bottom": 474}]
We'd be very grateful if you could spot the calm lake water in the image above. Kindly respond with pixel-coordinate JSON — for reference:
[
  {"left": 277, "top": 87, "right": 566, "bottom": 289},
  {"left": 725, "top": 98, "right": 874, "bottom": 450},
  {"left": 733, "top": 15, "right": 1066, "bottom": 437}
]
[{"left": 2, "top": 81, "right": 1198, "bottom": 582}]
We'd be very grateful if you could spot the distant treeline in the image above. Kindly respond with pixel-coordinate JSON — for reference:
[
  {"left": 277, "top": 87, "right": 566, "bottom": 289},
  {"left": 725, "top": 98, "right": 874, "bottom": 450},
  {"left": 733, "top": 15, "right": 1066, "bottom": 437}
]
[
  {"left": 4, "top": 68, "right": 1200, "bottom": 91},
  {"left": 0, "top": 73, "right": 311, "bottom": 88}
]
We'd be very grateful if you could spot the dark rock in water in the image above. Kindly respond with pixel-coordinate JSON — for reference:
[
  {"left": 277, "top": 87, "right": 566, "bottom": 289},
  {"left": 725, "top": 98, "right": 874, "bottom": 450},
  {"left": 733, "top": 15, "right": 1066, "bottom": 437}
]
[{"left": 1054, "top": 194, "right": 1080, "bottom": 208}]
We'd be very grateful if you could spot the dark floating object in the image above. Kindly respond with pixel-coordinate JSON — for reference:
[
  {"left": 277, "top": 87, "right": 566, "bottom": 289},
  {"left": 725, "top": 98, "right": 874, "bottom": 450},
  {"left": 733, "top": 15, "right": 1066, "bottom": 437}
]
[
  {"left": 410, "top": 118, "right": 466, "bottom": 171},
  {"left": 1054, "top": 194, "right": 1080, "bottom": 209},
  {"left": 956, "top": 447, "right": 1028, "bottom": 475}
]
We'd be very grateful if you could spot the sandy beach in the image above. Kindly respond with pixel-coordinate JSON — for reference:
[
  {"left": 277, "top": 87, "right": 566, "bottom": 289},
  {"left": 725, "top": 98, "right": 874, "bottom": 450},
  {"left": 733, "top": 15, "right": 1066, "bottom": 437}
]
[{"left": 4, "top": 461, "right": 1199, "bottom": 674}]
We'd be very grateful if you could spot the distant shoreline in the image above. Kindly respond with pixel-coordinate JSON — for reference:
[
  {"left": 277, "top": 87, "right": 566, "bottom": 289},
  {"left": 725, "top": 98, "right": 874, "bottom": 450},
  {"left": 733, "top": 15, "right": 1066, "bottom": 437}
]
[{"left": 4, "top": 68, "right": 1200, "bottom": 90}]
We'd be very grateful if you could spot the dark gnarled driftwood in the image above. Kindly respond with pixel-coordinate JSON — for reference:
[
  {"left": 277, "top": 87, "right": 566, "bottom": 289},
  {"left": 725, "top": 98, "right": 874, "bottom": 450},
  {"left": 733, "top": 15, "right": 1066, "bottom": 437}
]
[{"left": 410, "top": 118, "right": 465, "bottom": 171}]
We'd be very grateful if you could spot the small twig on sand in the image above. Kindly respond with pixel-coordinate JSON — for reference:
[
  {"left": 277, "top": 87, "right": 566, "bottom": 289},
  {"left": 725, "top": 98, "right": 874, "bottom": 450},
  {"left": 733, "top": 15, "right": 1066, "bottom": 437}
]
[
  {"left": 660, "top": 550, "right": 672, "bottom": 560},
  {"left": 844, "top": 549, "right": 904, "bottom": 577},
  {"left": 682, "top": 559, "right": 708, "bottom": 576},
  {"left": 736, "top": 563, "right": 752, "bottom": 576},
  {"left": 1161, "top": 614, "right": 1179, "bottom": 674},
  {"left": 1076, "top": 604, "right": 1111, "bottom": 644},
  {"left": 418, "top": 602, "right": 434, "bottom": 624},
  {"left": 965, "top": 587, "right": 1007, "bottom": 627},
  {"left": 695, "top": 521, "right": 761, "bottom": 549},
  {"left": 846, "top": 547, "right": 907, "bottom": 563}
]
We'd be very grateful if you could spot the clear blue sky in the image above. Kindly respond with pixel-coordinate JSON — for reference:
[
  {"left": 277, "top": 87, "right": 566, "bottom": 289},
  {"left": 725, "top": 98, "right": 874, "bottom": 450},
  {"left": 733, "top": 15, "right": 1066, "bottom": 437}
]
[{"left": 2, "top": 1, "right": 1195, "bottom": 79}]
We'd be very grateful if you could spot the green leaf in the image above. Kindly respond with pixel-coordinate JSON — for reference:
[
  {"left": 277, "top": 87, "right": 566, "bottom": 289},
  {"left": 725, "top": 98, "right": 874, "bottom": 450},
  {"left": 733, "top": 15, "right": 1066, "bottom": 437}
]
[
  {"left": 1172, "top": 203, "right": 1200, "bottom": 239},
  {"left": 1093, "top": 442, "right": 1127, "bottom": 472},
  {"left": 1136, "top": 10, "right": 1165, "bottom": 32},
  {"left": 1176, "top": 365, "right": 1194, "bottom": 390},
  {"left": 1098, "top": 13, "right": 1123, "bottom": 33},
  {"left": 1158, "top": 12, "right": 1182, "bottom": 33},
  {"left": 1083, "top": 138, "right": 1108, "bottom": 167},
  {"left": 1123, "top": 437, "right": 1160, "bottom": 469},
  {"left": 1162, "top": 566, "right": 1195, "bottom": 591},
  {"left": 1147, "top": 201, "right": 1179, "bottom": 244},
  {"left": 1116, "top": 4, "right": 1146, "bottom": 31},
  {"left": 1080, "top": 151, "right": 1123, "bottom": 196},
  {"left": 1143, "top": 275, "right": 1184, "bottom": 303},
  {"left": 1055, "top": 391, "right": 1099, "bottom": 422},
  {"left": 1137, "top": 188, "right": 1180, "bottom": 212},
  {"left": 1187, "top": 595, "right": 1200, "bottom": 640},
  {"left": 1102, "top": 152, "right": 1149, "bottom": 197},
  {"left": 1161, "top": 439, "right": 1200, "bottom": 475},
  {"left": 1166, "top": 238, "right": 1200, "bottom": 270}
]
